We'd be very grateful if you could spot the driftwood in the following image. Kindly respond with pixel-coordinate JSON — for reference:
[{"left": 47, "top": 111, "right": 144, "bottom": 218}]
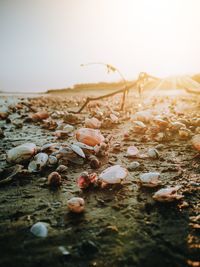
[{"left": 70, "top": 72, "right": 156, "bottom": 114}]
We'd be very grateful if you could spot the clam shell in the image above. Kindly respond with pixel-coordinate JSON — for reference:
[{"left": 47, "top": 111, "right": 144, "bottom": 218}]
[
  {"left": 147, "top": 148, "right": 159, "bottom": 159},
  {"left": 70, "top": 144, "right": 85, "bottom": 158},
  {"left": 28, "top": 152, "right": 48, "bottom": 172},
  {"left": 127, "top": 146, "right": 139, "bottom": 157},
  {"left": 7, "top": 143, "right": 37, "bottom": 164},
  {"left": 76, "top": 128, "right": 104, "bottom": 146},
  {"left": 67, "top": 197, "right": 85, "bottom": 213},
  {"left": 99, "top": 165, "right": 128, "bottom": 184},
  {"left": 153, "top": 186, "right": 183, "bottom": 202},
  {"left": 139, "top": 172, "right": 161, "bottom": 187},
  {"left": 30, "top": 222, "right": 48, "bottom": 237}
]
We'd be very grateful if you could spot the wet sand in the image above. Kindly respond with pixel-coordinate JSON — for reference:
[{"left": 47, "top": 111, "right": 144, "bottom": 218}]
[{"left": 0, "top": 89, "right": 199, "bottom": 267}]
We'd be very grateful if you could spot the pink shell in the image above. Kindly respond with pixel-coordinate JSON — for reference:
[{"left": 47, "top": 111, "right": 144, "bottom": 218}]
[
  {"left": 85, "top": 117, "right": 101, "bottom": 129},
  {"left": 127, "top": 146, "right": 139, "bottom": 157},
  {"left": 76, "top": 128, "right": 104, "bottom": 146}
]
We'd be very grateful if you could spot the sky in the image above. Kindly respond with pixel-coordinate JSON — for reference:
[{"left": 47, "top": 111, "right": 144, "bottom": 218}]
[{"left": 0, "top": 0, "right": 200, "bottom": 92}]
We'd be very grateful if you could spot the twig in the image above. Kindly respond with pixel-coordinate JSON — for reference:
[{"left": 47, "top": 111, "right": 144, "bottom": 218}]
[{"left": 69, "top": 82, "right": 137, "bottom": 114}]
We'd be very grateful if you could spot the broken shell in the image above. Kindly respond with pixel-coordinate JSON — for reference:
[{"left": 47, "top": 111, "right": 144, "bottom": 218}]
[
  {"left": 85, "top": 117, "right": 101, "bottom": 129},
  {"left": 48, "top": 155, "right": 58, "bottom": 166},
  {"left": 99, "top": 165, "right": 128, "bottom": 184},
  {"left": 139, "top": 172, "right": 161, "bottom": 187},
  {"left": 48, "top": 171, "right": 62, "bottom": 187},
  {"left": 7, "top": 143, "right": 37, "bottom": 164},
  {"left": 127, "top": 146, "right": 139, "bottom": 157},
  {"left": 147, "top": 148, "right": 159, "bottom": 159},
  {"left": 77, "top": 172, "right": 97, "bottom": 189},
  {"left": 67, "top": 197, "right": 85, "bottom": 213},
  {"left": 28, "top": 152, "right": 49, "bottom": 172},
  {"left": 76, "top": 128, "right": 105, "bottom": 146},
  {"left": 30, "top": 222, "right": 48, "bottom": 237},
  {"left": 128, "top": 161, "right": 140, "bottom": 171},
  {"left": 31, "top": 112, "right": 49, "bottom": 121},
  {"left": 191, "top": 134, "right": 200, "bottom": 151},
  {"left": 153, "top": 186, "right": 183, "bottom": 202},
  {"left": 70, "top": 144, "right": 85, "bottom": 158}
]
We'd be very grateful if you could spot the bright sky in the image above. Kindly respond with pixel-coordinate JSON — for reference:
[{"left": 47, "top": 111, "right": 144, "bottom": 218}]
[{"left": 1, "top": 0, "right": 200, "bottom": 92}]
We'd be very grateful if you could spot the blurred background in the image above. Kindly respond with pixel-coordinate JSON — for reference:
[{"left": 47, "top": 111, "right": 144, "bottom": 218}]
[{"left": 1, "top": 0, "right": 200, "bottom": 92}]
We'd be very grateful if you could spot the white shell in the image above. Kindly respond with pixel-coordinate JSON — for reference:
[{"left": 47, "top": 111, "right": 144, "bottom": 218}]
[
  {"left": 99, "top": 165, "right": 128, "bottom": 184},
  {"left": 70, "top": 144, "right": 85, "bottom": 158},
  {"left": 139, "top": 172, "right": 161, "bottom": 187},
  {"left": 131, "top": 110, "right": 153, "bottom": 123},
  {"left": 30, "top": 222, "right": 48, "bottom": 237},
  {"left": 153, "top": 186, "right": 183, "bottom": 202},
  {"left": 67, "top": 197, "right": 85, "bottom": 213},
  {"left": 28, "top": 152, "right": 48, "bottom": 172},
  {"left": 63, "top": 124, "right": 74, "bottom": 133},
  {"left": 147, "top": 148, "right": 159, "bottom": 159},
  {"left": 7, "top": 143, "right": 37, "bottom": 163}
]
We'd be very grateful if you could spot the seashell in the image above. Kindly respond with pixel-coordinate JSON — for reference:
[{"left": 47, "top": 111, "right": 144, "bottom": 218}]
[
  {"left": 147, "top": 148, "right": 159, "bottom": 159},
  {"left": 170, "top": 121, "right": 185, "bottom": 131},
  {"left": 58, "top": 246, "right": 70, "bottom": 256},
  {"left": 85, "top": 117, "right": 101, "bottom": 129},
  {"left": 153, "top": 186, "right": 183, "bottom": 202},
  {"left": 139, "top": 172, "right": 161, "bottom": 187},
  {"left": 73, "top": 142, "right": 94, "bottom": 151},
  {"left": 40, "top": 143, "right": 58, "bottom": 152},
  {"left": 7, "top": 143, "right": 37, "bottom": 164},
  {"left": 77, "top": 172, "right": 97, "bottom": 189},
  {"left": 110, "top": 114, "right": 118, "bottom": 123},
  {"left": 30, "top": 222, "right": 48, "bottom": 237},
  {"left": 67, "top": 197, "right": 85, "bottom": 213},
  {"left": 48, "top": 171, "right": 62, "bottom": 187},
  {"left": 131, "top": 110, "right": 153, "bottom": 123},
  {"left": 128, "top": 161, "right": 140, "bottom": 171},
  {"left": 0, "top": 111, "right": 9, "bottom": 120},
  {"left": 191, "top": 134, "right": 200, "bottom": 151},
  {"left": 131, "top": 121, "right": 147, "bottom": 133},
  {"left": 76, "top": 128, "right": 105, "bottom": 146},
  {"left": 99, "top": 165, "right": 128, "bottom": 184},
  {"left": 153, "top": 117, "right": 168, "bottom": 128},
  {"left": 48, "top": 155, "right": 58, "bottom": 165},
  {"left": 56, "top": 164, "right": 68, "bottom": 173},
  {"left": 31, "top": 112, "right": 49, "bottom": 121},
  {"left": 70, "top": 144, "right": 85, "bottom": 158},
  {"left": 63, "top": 124, "right": 74, "bottom": 133},
  {"left": 127, "top": 146, "right": 139, "bottom": 157},
  {"left": 28, "top": 152, "right": 49, "bottom": 172}
]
